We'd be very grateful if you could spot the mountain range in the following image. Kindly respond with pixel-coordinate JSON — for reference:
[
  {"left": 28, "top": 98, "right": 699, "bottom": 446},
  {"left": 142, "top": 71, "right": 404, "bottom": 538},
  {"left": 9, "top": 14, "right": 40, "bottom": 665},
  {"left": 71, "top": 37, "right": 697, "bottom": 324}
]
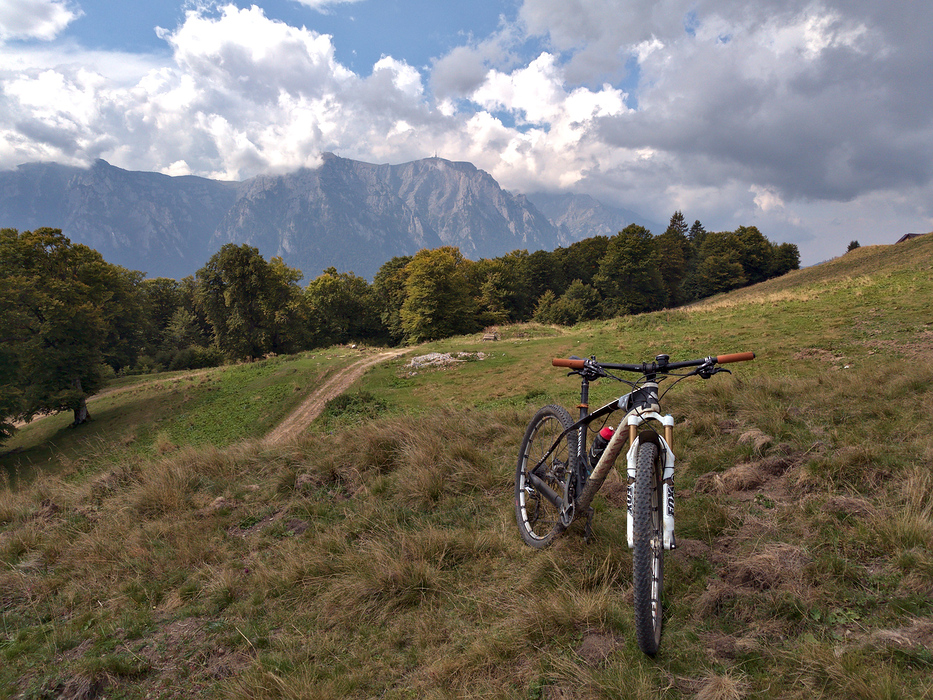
[{"left": 0, "top": 155, "right": 658, "bottom": 280}]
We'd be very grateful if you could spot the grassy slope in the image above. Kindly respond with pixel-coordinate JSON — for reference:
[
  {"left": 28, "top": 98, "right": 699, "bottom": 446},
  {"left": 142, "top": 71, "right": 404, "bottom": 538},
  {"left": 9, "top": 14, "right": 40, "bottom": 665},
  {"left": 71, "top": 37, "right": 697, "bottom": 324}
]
[
  {"left": 0, "top": 347, "right": 385, "bottom": 486},
  {"left": 1, "top": 236, "right": 932, "bottom": 699}
]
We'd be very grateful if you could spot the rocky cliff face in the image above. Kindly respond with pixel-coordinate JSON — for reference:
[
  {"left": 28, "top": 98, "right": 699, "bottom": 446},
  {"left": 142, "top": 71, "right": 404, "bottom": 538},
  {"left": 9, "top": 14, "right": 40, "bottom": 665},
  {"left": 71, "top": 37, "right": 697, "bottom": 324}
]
[
  {"left": 1, "top": 155, "right": 649, "bottom": 280},
  {"left": 0, "top": 160, "right": 239, "bottom": 279},
  {"left": 211, "top": 155, "right": 564, "bottom": 278}
]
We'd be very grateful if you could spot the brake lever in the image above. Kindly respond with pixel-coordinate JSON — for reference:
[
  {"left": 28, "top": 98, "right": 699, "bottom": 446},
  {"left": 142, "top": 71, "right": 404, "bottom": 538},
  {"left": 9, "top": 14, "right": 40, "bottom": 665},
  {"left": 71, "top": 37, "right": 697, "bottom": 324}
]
[{"left": 698, "top": 364, "right": 731, "bottom": 379}]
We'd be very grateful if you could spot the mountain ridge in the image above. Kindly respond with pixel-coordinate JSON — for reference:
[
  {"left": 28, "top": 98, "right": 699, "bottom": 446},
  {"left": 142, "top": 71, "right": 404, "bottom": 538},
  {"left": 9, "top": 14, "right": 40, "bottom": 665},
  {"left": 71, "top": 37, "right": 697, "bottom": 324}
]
[{"left": 0, "top": 155, "right": 655, "bottom": 280}]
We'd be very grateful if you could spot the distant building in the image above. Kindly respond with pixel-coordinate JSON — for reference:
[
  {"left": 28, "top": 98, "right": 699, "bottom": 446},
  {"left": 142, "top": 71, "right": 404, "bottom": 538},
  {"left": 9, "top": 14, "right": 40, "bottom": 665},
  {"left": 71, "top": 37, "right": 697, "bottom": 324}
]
[{"left": 896, "top": 232, "right": 929, "bottom": 243}]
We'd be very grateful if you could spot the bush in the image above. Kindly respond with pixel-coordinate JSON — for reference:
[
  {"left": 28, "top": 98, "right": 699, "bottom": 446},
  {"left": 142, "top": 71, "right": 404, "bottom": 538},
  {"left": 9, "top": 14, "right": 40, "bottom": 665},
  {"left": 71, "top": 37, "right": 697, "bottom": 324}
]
[
  {"left": 167, "top": 346, "right": 224, "bottom": 371},
  {"left": 322, "top": 391, "right": 388, "bottom": 423}
]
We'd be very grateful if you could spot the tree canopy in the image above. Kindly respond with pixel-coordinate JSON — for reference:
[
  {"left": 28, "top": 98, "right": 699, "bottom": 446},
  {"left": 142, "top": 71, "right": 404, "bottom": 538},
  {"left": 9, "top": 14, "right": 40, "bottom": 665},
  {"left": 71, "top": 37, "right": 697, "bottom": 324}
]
[
  {"left": 400, "top": 247, "right": 478, "bottom": 342},
  {"left": 196, "top": 244, "right": 305, "bottom": 360},
  {"left": 0, "top": 228, "right": 132, "bottom": 431}
]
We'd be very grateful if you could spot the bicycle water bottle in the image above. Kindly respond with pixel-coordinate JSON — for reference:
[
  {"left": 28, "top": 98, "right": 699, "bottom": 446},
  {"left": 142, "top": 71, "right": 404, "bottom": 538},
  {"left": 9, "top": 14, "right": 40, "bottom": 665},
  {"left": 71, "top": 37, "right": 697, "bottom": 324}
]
[{"left": 588, "top": 426, "right": 615, "bottom": 470}]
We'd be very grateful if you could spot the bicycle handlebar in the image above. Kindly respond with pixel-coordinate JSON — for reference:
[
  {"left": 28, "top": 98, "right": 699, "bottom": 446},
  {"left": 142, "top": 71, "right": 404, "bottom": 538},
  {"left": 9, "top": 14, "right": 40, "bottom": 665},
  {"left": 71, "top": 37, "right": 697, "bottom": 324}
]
[{"left": 552, "top": 352, "right": 755, "bottom": 374}]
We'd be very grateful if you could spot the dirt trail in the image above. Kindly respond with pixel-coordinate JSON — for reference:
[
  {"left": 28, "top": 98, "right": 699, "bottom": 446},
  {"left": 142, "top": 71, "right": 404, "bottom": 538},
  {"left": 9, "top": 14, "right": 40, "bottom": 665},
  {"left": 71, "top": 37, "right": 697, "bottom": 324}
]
[
  {"left": 263, "top": 348, "right": 409, "bottom": 445},
  {"left": 11, "top": 350, "right": 409, "bottom": 442}
]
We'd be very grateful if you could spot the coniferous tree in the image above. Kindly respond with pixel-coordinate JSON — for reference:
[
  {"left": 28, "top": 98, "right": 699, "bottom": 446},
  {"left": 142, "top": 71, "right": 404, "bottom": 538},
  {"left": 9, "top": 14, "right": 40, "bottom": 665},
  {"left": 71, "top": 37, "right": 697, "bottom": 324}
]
[
  {"left": 681, "top": 220, "right": 708, "bottom": 302},
  {"left": 594, "top": 225, "right": 666, "bottom": 315},
  {"left": 692, "top": 231, "right": 748, "bottom": 297},
  {"left": 657, "top": 212, "right": 690, "bottom": 307}
]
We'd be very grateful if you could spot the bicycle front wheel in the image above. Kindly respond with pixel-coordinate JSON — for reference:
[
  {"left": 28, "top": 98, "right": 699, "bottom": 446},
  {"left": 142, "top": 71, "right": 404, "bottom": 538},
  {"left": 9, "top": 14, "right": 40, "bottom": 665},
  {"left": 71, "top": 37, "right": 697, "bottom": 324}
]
[
  {"left": 514, "top": 405, "right": 578, "bottom": 549},
  {"left": 632, "top": 440, "right": 664, "bottom": 656}
]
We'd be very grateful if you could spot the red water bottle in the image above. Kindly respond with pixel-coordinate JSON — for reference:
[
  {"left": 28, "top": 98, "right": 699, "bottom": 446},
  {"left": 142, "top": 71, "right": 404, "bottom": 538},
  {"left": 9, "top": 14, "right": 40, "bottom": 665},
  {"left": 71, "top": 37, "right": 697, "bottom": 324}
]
[{"left": 588, "top": 426, "right": 615, "bottom": 470}]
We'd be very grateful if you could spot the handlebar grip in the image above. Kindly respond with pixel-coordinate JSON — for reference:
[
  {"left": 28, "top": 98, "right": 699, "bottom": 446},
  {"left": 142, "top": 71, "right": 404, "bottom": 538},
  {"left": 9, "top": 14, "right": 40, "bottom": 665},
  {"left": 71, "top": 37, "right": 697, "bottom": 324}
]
[
  {"left": 716, "top": 352, "right": 756, "bottom": 364},
  {"left": 552, "top": 358, "right": 585, "bottom": 369}
]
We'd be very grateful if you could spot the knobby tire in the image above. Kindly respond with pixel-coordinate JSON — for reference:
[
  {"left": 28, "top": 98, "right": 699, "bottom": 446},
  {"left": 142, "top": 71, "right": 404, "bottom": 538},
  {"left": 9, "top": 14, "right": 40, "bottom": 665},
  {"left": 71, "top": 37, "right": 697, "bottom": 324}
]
[{"left": 632, "top": 440, "right": 664, "bottom": 656}]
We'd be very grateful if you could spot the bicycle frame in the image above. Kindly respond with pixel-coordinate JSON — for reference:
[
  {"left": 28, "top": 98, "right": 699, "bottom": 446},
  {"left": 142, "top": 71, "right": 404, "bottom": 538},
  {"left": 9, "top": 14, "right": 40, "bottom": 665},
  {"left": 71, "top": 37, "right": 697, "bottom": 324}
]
[{"left": 559, "top": 380, "right": 677, "bottom": 550}]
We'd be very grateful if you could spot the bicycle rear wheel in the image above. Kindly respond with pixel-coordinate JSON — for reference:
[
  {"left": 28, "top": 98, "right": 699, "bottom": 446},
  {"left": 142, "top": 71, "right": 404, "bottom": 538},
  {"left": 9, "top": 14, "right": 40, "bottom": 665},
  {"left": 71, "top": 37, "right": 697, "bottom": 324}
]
[
  {"left": 514, "top": 405, "right": 578, "bottom": 549},
  {"left": 632, "top": 440, "right": 664, "bottom": 655}
]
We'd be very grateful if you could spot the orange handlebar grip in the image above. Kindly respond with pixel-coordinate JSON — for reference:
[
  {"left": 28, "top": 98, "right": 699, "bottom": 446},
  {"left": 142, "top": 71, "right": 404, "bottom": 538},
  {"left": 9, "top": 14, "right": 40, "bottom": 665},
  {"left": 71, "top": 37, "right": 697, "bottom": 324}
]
[
  {"left": 552, "top": 358, "right": 585, "bottom": 369},
  {"left": 716, "top": 352, "right": 756, "bottom": 364}
]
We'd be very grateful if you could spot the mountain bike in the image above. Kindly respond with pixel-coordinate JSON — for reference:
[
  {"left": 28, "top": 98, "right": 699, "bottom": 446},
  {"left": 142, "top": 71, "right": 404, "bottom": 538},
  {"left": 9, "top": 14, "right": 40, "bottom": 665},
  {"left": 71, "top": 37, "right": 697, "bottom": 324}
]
[{"left": 514, "top": 351, "right": 755, "bottom": 655}]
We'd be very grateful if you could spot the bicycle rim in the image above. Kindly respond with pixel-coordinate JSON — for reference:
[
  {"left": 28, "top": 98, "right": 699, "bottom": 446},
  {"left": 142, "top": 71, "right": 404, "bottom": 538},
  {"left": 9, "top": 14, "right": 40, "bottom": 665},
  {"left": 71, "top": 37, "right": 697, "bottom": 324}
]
[{"left": 514, "top": 405, "right": 577, "bottom": 548}]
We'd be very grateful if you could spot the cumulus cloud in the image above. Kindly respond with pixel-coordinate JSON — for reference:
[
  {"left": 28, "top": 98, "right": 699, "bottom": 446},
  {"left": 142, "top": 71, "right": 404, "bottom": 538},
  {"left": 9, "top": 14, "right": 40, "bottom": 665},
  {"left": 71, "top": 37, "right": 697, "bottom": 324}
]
[
  {"left": 1, "top": 0, "right": 932, "bottom": 263},
  {"left": 0, "top": 4, "right": 438, "bottom": 179},
  {"left": 0, "top": 0, "right": 79, "bottom": 43},
  {"left": 431, "top": 45, "right": 489, "bottom": 97},
  {"left": 0, "top": 2, "right": 630, "bottom": 187}
]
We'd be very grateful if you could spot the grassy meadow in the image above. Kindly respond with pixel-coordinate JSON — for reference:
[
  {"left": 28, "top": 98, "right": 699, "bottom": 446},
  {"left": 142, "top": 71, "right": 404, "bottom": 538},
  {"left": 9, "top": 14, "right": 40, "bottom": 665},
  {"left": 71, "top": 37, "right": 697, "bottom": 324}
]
[{"left": 1, "top": 235, "right": 932, "bottom": 698}]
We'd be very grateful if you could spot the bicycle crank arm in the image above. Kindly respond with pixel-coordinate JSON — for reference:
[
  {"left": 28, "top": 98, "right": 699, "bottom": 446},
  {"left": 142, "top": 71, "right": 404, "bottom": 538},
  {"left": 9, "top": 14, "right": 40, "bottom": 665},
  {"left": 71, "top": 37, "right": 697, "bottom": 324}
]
[{"left": 527, "top": 471, "right": 565, "bottom": 512}]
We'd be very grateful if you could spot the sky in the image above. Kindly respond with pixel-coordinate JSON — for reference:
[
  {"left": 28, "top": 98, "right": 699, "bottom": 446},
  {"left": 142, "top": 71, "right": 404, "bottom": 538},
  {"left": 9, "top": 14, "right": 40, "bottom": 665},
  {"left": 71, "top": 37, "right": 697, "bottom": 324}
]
[{"left": 1, "top": 0, "right": 932, "bottom": 265}]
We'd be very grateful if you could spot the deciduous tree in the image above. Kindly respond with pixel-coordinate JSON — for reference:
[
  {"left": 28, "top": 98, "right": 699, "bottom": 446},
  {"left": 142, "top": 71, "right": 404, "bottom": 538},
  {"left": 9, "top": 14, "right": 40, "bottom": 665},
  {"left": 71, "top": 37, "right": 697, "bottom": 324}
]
[
  {"left": 771, "top": 242, "right": 800, "bottom": 276},
  {"left": 0, "top": 228, "right": 127, "bottom": 434},
  {"left": 533, "top": 279, "right": 602, "bottom": 325},
  {"left": 196, "top": 244, "right": 304, "bottom": 360},
  {"left": 373, "top": 255, "right": 412, "bottom": 345},
  {"left": 400, "top": 247, "right": 478, "bottom": 342},
  {"left": 305, "top": 267, "right": 382, "bottom": 346}
]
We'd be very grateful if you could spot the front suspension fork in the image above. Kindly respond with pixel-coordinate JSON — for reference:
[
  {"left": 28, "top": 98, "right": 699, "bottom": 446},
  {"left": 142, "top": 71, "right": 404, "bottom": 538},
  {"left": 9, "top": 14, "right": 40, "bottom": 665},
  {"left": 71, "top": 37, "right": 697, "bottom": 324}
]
[{"left": 625, "top": 414, "right": 677, "bottom": 550}]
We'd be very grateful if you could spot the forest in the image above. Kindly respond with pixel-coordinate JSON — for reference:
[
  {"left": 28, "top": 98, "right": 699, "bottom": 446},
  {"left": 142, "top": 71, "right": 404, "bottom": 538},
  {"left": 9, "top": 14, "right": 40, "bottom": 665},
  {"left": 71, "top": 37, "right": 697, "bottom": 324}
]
[{"left": 0, "top": 212, "right": 798, "bottom": 443}]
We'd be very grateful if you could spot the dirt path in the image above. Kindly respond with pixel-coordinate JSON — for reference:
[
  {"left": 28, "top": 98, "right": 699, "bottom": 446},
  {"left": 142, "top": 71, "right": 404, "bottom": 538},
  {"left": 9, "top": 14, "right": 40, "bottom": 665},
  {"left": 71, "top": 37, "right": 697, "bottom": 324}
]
[{"left": 263, "top": 348, "right": 409, "bottom": 445}]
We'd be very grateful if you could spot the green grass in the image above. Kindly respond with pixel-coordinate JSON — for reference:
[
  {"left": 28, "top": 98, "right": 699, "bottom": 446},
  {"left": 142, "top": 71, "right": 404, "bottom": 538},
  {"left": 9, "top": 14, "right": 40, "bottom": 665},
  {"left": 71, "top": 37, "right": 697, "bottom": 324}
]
[
  {"left": 0, "top": 347, "right": 384, "bottom": 486},
  {"left": 1, "top": 234, "right": 933, "bottom": 698}
]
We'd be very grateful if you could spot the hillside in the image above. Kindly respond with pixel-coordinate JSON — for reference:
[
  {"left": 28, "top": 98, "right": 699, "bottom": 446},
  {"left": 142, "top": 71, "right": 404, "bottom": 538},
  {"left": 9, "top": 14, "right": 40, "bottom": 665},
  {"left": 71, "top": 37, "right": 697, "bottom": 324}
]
[{"left": 1, "top": 235, "right": 932, "bottom": 698}]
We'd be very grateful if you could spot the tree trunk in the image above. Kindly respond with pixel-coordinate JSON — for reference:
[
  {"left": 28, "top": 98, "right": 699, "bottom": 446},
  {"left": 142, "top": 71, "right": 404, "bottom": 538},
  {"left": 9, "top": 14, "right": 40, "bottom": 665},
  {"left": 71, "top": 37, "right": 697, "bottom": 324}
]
[{"left": 71, "top": 378, "right": 91, "bottom": 426}]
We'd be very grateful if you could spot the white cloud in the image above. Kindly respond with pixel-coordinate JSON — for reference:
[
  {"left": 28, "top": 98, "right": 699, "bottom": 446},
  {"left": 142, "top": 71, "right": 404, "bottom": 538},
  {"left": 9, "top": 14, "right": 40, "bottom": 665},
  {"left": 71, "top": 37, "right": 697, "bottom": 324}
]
[
  {"left": 290, "top": 0, "right": 364, "bottom": 10},
  {"left": 472, "top": 53, "right": 628, "bottom": 126},
  {"left": 0, "top": 0, "right": 79, "bottom": 43},
  {"left": 372, "top": 56, "right": 423, "bottom": 97},
  {"left": 751, "top": 185, "right": 785, "bottom": 213},
  {"left": 431, "top": 45, "right": 489, "bottom": 97}
]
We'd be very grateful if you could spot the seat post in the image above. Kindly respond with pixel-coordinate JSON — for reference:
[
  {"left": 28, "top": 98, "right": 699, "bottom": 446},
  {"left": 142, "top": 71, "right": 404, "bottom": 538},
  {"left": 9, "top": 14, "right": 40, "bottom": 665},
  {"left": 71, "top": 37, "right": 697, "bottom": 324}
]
[{"left": 578, "top": 376, "right": 590, "bottom": 420}]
